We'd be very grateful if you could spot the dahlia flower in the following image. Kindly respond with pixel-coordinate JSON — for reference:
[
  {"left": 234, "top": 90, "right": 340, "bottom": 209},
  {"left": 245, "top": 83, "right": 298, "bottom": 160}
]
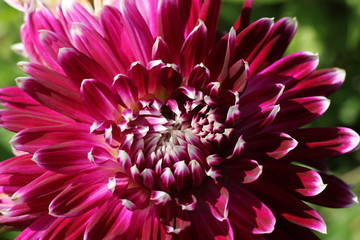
[{"left": 0, "top": 0, "right": 359, "bottom": 239}]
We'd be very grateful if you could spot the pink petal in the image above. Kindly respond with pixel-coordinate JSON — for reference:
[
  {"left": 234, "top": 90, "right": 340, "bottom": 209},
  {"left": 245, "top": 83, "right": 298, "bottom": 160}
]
[
  {"left": 49, "top": 183, "right": 111, "bottom": 217},
  {"left": 33, "top": 140, "right": 102, "bottom": 174},
  {"left": 11, "top": 123, "right": 97, "bottom": 153},
  {"left": 84, "top": 199, "right": 132, "bottom": 239}
]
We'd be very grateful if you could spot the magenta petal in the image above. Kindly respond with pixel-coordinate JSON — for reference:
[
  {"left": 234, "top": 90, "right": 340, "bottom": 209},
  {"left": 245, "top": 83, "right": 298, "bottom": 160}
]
[
  {"left": 84, "top": 199, "right": 132, "bottom": 239},
  {"left": 58, "top": 47, "right": 113, "bottom": 87},
  {"left": 12, "top": 172, "right": 73, "bottom": 204},
  {"left": 120, "top": 0, "right": 154, "bottom": 64},
  {"left": 157, "top": 0, "right": 184, "bottom": 57},
  {"left": 41, "top": 212, "right": 92, "bottom": 240},
  {"left": 99, "top": 5, "right": 131, "bottom": 69},
  {"left": 112, "top": 74, "right": 139, "bottom": 109},
  {"left": 70, "top": 22, "right": 124, "bottom": 76},
  {"left": 15, "top": 215, "right": 56, "bottom": 240},
  {"left": 16, "top": 77, "right": 93, "bottom": 123},
  {"left": 181, "top": 20, "right": 207, "bottom": 76},
  {"left": 81, "top": 79, "right": 121, "bottom": 121},
  {"left": 11, "top": 123, "right": 97, "bottom": 153},
  {"left": 49, "top": 183, "right": 110, "bottom": 217},
  {"left": 33, "top": 140, "right": 101, "bottom": 174},
  {"left": 0, "top": 108, "right": 72, "bottom": 133}
]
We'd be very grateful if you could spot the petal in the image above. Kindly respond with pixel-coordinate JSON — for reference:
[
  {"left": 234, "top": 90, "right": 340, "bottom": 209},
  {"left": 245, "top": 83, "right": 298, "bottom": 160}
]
[
  {"left": 232, "top": 18, "right": 274, "bottom": 64},
  {"left": 58, "top": 47, "right": 113, "bottom": 87},
  {"left": 70, "top": 22, "right": 123, "bottom": 76},
  {"left": 302, "top": 174, "right": 358, "bottom": 208},
  {"left": 242, "top": 132, "right": 298, "bottom": 160},
  {"left": 157, "top": 0, "right": 184, "bottom": 57},
  {"left": 267, "top": 96, "right": 330, "bottom": 131},
  {"left": 33, "top": 140, "right": 102, "bottom": 174},
  {"left": 283, "top": 68, "right": 346, "bottom": 99},
  {"left": 81, "top": 79, "right": 121, "bottom": 121},
  {"left": 248, "top": 180, "right": 327, "bottom": 233},
  {"left": 120, "top": 0, "right": 154, "bottom": 64},
  {"left": 16, "top": 77, "right": 93, "bottom": 123},
  {"left": 249, "top": 17, "right": 298, "bottom": 75},
  {"left": 227, "top": 183, "right": 276, "bottom": 235},
  {"left": 84, "top": 198, "right": 132, "bottom": 239},
  {"left": 283, "top": 127, "right": 360, "bottom": 161},
  {"left": 258, "top": 51, "right": 319, "bottom": 80},
  {"left": 261, "top": 162, "right": 327, "bottom": 197},
  {"left": 99, "top": 5, "right": 131, "bottom": 69},
  {"left": 49, "top": 183, "right": 110, "bottom": 217},
  {"left": 181, "top": 20, "right": 207, "bottom": 76},
  {"left": 11, "top": 123, "right": 97, "bottom": 153}
]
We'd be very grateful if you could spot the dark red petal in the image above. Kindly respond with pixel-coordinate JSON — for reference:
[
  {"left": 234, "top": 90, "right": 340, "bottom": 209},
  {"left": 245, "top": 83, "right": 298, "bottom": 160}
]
[
  {"left": 302, "top": 174, "right": 358, "bottom": 208},
  {"left": 267, "top": 96, "right": 330, "bottom": 131},
  {"left": 247, "top": 180, "right": 327, "bottom": 233},
  {"left": 283, "top": 127, "right": 360, "bottom": 161},
  {"left": 181, "top": 20, "right": 207, "bottom": 77},
  {"left": 242, "top": 132, "right": 298, "bottom": 160},
  {"left": 283, "top": 68, "right": 346, "bottom": 99},
  {"left": 231, "top": 18, "right": 274, "bottom": 64},
  {"left": 227, "top": 183, "right": 276, "bottom": 235},
  {"left": 261, "top": 162, "right": 327, "bottom": 197},
  {"left": 249, "top": 17, "right": 297, "bottom": 75},
  {"left": 233, "top": 0, "right": 253, "bottom": 33}
]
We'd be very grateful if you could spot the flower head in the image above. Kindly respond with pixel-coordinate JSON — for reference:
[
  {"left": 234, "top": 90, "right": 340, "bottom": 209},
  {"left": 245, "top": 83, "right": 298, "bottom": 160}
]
[{"left": 0, "top": 0, "right": 359, "bottom": 239}]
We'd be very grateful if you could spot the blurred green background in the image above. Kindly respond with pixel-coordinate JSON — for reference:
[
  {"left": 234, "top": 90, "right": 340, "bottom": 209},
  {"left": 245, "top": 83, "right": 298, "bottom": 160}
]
[{"left": 0, "top": 0, "right": 360, "bottom": 239}]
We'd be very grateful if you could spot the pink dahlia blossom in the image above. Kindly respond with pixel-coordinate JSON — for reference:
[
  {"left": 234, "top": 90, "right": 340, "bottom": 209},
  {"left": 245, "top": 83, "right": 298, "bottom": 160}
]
[{"left": 0, "top": 0, "right": 359, "bottom": 239}]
